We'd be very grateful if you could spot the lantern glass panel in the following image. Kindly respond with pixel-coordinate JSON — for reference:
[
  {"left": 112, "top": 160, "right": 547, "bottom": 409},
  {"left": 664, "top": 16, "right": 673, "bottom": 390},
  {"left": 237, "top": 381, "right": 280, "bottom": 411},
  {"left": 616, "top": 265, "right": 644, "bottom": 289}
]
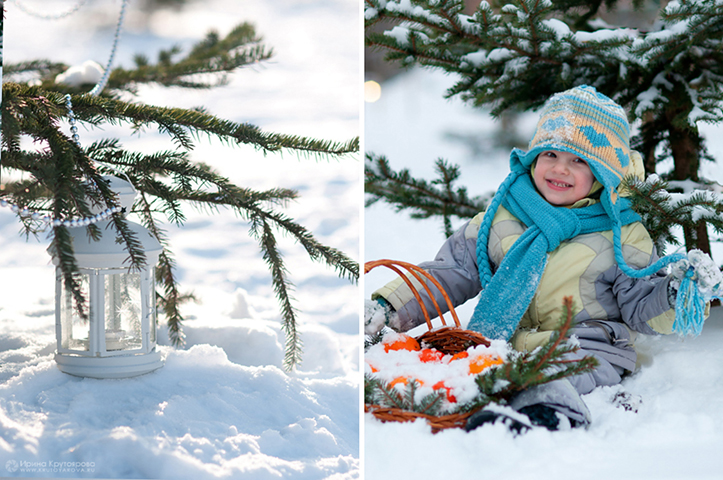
[
  {"left": 148, "top": 267, "right": 157, "bottom": 344},
  {"left": 59, "top": 273, "right": 91, "bottom": 351},
  {"left": 104, "top": 272, "right": 142, "bottom": 351}
]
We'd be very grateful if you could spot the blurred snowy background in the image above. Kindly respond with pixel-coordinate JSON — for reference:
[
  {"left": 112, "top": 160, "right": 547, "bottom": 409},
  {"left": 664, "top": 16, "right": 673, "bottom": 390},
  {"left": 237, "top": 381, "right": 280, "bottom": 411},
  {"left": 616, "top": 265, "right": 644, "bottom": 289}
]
[{"left": 1, "top": 0, "right": 360, "bottom": 478}]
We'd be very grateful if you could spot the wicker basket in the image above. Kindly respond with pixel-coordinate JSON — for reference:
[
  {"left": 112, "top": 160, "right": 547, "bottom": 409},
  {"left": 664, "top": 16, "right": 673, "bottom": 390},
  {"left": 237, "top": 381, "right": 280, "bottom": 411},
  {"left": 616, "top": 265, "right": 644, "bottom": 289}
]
[
  {"left": 363, "top": 404, "right": 473, "bottom": 434},
  {"left": 365, "top": 259, "right": 492, "bottom": 432}
]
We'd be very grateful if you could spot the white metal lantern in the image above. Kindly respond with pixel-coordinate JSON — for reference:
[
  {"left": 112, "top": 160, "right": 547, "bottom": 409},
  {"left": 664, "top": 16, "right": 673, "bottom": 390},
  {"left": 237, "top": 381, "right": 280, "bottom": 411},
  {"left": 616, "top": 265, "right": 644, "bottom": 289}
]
[{"left": 48, "top": 176, "right": 164, "bottom": 378}]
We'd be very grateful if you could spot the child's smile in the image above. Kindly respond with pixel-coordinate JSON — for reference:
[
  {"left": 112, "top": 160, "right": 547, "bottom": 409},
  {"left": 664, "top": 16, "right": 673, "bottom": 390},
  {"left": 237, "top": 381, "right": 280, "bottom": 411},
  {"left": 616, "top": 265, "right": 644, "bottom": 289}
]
[
  {"left": 547, "top": 179, "right": 573, "bottom": 190},
  {"left": 533, "top": 150, "right": 595, "bottom": 206}
]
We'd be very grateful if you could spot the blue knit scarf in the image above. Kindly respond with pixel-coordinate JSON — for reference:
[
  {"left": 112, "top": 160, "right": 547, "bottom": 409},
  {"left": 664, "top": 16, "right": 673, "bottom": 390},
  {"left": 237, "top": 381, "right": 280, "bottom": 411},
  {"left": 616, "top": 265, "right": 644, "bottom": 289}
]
[{"left": 466, "top": 171, "right": 641, "bottom": 340}]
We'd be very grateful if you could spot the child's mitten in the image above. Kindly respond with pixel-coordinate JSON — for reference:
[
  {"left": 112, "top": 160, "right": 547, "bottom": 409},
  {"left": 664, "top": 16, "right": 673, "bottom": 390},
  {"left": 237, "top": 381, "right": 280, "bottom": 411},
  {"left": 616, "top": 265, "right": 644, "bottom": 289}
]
[
  {"left": 364, "top": 298, "right": 398, "bottom": 335},
  {"left": 670, "top": 249, "right": 723, "bottom": 301}
]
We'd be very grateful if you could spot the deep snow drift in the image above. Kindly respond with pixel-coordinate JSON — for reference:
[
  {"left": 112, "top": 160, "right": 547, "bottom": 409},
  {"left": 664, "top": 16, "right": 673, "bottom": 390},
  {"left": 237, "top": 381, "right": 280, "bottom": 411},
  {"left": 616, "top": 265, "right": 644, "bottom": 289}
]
[
  {"left": 1, "top": 1, "right": 360, "bottom": 479},
  {"left": 364, "top": 68, "right": 723, "bottom": 480}
]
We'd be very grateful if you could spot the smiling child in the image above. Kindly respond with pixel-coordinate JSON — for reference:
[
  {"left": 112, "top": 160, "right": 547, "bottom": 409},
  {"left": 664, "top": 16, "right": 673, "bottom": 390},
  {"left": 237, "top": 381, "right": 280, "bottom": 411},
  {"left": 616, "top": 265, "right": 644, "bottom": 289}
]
[{"left": 364, "top": 85, "right": 720, "bottom": 431}]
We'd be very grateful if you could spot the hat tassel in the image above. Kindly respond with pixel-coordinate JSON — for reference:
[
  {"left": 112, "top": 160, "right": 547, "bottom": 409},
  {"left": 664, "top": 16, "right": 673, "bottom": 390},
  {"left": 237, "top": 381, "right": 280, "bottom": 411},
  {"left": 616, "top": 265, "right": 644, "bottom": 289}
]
[{"left": 673, "top": 268, "right": 708, "bottom": 337}]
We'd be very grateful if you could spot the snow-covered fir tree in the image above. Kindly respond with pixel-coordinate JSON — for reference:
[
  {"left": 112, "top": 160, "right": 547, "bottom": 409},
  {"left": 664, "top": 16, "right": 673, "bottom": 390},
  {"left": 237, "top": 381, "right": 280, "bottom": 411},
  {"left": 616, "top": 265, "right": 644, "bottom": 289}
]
[
  {"left": 365, "top": 0, "right": 723, "bottom": 256},
  {"left": 1, "top": 10, "right": 358, "bottom": 370}
]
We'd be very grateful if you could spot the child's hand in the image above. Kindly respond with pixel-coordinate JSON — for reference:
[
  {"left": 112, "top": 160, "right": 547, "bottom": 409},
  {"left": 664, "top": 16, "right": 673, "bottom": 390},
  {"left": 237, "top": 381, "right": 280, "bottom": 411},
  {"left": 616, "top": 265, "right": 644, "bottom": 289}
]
[
  {"left": 364, "top": 298, "right": 397, "bottom": 335},
  {"left": 670, "top": 249, "right": 723, "bottom": 300}
]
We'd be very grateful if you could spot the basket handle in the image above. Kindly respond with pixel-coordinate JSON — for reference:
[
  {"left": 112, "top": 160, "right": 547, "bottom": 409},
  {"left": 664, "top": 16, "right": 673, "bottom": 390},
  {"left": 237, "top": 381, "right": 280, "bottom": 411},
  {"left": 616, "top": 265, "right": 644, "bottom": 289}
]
[{"left": 365, "top": 259, "right": 461, "bottom": 331}]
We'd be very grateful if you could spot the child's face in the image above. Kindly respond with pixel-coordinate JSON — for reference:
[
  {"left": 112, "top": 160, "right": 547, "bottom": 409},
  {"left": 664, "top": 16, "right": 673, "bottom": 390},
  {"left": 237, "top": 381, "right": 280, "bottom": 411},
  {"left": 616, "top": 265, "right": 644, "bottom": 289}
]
[{"left": 533, "top": 150, "right": 595, "bottom": 206}]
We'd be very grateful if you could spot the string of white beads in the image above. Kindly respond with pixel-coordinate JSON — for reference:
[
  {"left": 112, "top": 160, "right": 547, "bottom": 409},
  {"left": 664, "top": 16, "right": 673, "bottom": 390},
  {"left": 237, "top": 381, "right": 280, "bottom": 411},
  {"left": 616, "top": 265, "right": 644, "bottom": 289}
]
[
  {"left": 1, "top": 93, "right": 124, "bottom": 228},
  {"left": 89, "top": 0, "right": 127, "bottom": 97},
  {"left": 0, "top": 198, "right": 123, "bottom": 229},
  {"left": 0, "top": 0, "right": 131, "bottom": 229},
  {"left": 10, "top": 0, "right": 89, "bottom": 20},
  {"left": 65, "top": 94, "right": 81, "bottom": 145}
]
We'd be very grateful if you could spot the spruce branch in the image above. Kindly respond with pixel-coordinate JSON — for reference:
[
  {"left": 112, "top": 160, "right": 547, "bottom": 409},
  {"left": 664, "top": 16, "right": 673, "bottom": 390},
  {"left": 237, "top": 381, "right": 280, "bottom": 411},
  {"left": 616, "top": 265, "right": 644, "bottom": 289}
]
[
  {"left": 2, "top": 20, "right": 358, "bottom": 370},
  {"left": 365, "top": 153, "right": 491, "bottom": 236},
  {"left": 4, "top": 24, "right": 275, "bottom": 95},
  {"left": 364, "top": 330, "right": 385, "bottom": 351},
  {"left": 470, "top": 297, "right": 598, "bottom": 405},
  {"left": 251, "top": 215, "right": 302, "bottom": 371},
  {"left": 50, "top": 225, "right": 89, "bottom": 321},
  {"left": 369, "top": 377, "right": 447, "bottom": 416},
  {"left": 83, "top": 140, "right": 359, "bottom": 360},
  {"left": 623, "top": 175, "right": 723, "bottom": 254},
  {"left": 18, "top": 87, "right": 140, "bottom": 320},
  {"left": 111, "top": 23, "right": 274, "bottom": 91},
  {"left": 53, "top": 88, "right": 358, "bottom": 157},
  {"left": 365, "top": 0, "right": 723, "bottom": 255},
  {"left": 364, "top": 373, "right": 385, "bottom": 406},
  {"left": 135, "top": 190, "right": 194, "bottom": 347},
  {"left": 3, "top": 60, "right": 67, "bottom": 80}
]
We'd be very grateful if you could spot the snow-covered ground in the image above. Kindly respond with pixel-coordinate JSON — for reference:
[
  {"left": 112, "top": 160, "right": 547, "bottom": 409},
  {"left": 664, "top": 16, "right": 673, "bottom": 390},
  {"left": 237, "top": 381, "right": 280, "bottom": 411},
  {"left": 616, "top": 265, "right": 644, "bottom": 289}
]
[
  {"left": 1, "top": 1, "right": 360, "bottom": 479},
  {"left": 364, "top": 69, "right": 723, "bottom": 479}
]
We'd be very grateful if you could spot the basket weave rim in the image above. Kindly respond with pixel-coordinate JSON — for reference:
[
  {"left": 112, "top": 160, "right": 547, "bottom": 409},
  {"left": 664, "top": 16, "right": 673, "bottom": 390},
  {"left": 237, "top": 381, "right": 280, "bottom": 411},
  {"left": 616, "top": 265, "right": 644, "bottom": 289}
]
[
  {"left": 365, "top": 259, "right": 461, "bottom": 330},
  {"left": 365, "top": 404, "right": 479, "bottom": 432}
]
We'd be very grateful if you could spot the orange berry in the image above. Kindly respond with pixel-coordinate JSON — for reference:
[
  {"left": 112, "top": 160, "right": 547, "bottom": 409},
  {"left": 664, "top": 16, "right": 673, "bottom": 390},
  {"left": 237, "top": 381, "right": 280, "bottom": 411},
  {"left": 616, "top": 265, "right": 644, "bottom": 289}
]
[
  {"left": 468, "top": 354, "right": 503, "bottom": 374},
  {"left": 418, "top": 348, "right": 444, "bottom": 363},
  {"left": 451, "top": 351, "right": 469, "bottom": 361},
  {"left": 389, "top": 377, "right": 408, "bottom": 387},
  {"left": 432, "top": 381, "right": 457, "bottom": 403},
  {"left": 390, "top": 376, "right": 423, "bottom": 388},
  {"left": 383, "top": 334, "right": 421, "bottom": 353}
]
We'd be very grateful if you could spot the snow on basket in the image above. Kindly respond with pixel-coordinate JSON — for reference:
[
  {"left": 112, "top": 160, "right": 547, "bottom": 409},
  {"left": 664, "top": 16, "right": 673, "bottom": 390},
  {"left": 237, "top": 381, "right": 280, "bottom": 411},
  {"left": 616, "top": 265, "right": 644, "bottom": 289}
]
[{"left": 364, "top": 259, "right": 502, "bottom": 432}]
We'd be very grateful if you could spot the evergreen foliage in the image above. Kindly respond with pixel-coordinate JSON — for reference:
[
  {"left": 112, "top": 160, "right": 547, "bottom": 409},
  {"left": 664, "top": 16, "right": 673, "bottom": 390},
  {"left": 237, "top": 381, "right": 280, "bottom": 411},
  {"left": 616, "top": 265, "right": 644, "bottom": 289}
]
[
  {"left": 364, "top": 329, "right": 385, "bottom": 350},
  {"left": 471, "top": 297, "right": 598, "bottom": 403},
  {"left": 366, "top": 375, "right": 448, "bottom": 416},
  {"left": 1, "top": 22, "right": 359, "bottom": 371},
  {"left": 5, "top": 24, "right": 275, "bottom": 94},
  {"left": 365, "top": 153, "right": 489, "bottom": 236},
  {"left": 623, "top": 174, "right": 723, "bottom": 256},
  {"left": 365, "top": 0, "right": 723, "bottom": 253}
]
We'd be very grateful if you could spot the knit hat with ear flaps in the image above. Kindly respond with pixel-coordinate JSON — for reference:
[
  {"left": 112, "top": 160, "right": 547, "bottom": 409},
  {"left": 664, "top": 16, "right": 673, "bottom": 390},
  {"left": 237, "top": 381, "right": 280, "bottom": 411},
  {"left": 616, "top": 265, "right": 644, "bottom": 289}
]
[
  {"left": 467, "top": 85, "right": 693, "bottom": 341},
  {"left": 510, "top": 85, "right": 680, "bottom": 280},
  {"left": 521, "top": 84, "right": 631, "bottom": 205}
]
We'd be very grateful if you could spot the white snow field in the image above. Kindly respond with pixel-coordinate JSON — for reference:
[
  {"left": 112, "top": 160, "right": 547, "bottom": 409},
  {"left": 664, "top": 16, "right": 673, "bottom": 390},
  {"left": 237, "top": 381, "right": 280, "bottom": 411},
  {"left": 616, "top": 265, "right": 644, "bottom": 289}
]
[
  {"left": 1, "top": 0, "right": 360, "bottom": 479},
  {"left": 364, "top": 68, "right": 723, "bottom": 480}
]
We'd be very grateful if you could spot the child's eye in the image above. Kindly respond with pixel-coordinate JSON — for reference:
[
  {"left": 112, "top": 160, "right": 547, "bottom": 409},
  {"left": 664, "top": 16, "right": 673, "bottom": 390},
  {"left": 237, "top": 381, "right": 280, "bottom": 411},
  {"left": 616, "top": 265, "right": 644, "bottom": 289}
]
[
  {"left": 544, "top": 151, "right": 556, "bottom": 158},
  {"left": 573, "top": 157, "right": 587, "bottom": 164}
]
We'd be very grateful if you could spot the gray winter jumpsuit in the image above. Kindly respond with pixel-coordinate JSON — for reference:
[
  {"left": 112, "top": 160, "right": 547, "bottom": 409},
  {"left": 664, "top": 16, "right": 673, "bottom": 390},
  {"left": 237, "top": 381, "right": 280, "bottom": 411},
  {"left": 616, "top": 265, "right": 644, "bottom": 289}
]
[{"left": 373, "top": 202, "right": 684, "bottom": 425}]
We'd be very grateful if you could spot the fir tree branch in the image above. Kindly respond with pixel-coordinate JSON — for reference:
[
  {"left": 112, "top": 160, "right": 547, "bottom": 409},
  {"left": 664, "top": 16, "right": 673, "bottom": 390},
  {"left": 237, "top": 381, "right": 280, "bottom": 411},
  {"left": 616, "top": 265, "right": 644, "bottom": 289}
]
[
  {"left": 15, "top": 86, "right": 142, "bottom": 321},
  {"left": 134, "top": 191, "right": 195, "bottom": 347},
  {"left": 470, "top": 297, "right": 598, "bottom": 403},
  {"left": 4, "top": 83, "right": 359, "bottom": 159},
  {"left": 251, "top": 215, "right": 302, "bottom": 371},
  {"left": 5, "top": 24, "right": 274, "bottom": 95},
  {"left": 108, "top": 24, "right": 274, "bottom": 92},
  {"left": 365, "top": 153, "right": 491, "bottom": 236},
  {"left": 58, "top": 87, "right": 358, "bottom": 157},
  {"left": 2, "top": 19, "right": 358, "bottom": 370},
  {"left": 368, "top": 377, "right": 447, "bottom": 415},
  {"left": 3, "top": 60, "right": 67, "bottom": 80},
  {"left": 364, "top": 0, "right": 723, "bottom": 255},
  {"left": 623, "top": 175, "right": 723, "bottom": 254}
]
